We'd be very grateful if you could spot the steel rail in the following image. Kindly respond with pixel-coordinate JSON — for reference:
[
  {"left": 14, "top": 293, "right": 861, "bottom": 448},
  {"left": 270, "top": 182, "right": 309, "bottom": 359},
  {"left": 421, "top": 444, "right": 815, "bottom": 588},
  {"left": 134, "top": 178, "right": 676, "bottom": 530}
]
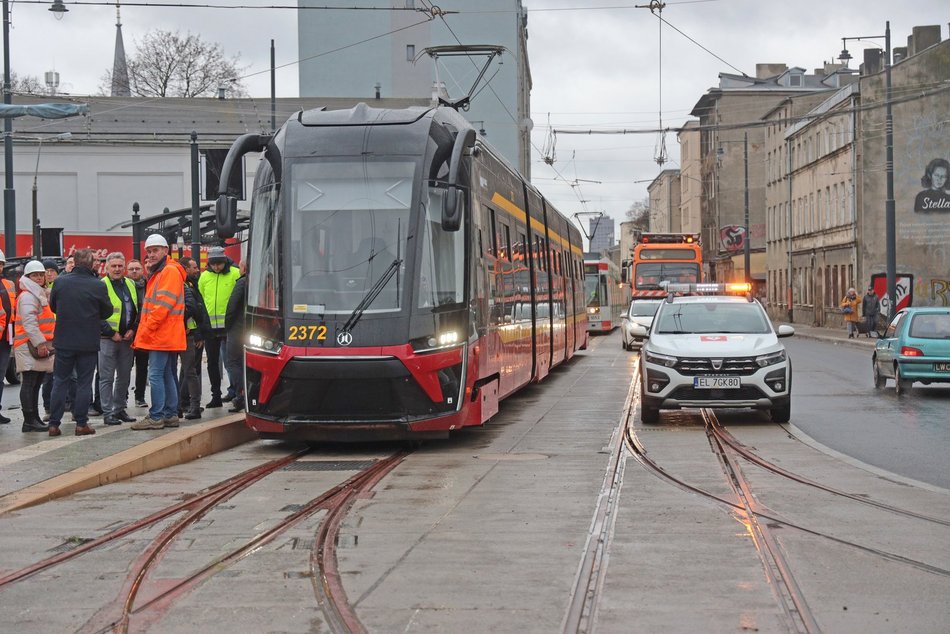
[
  {"left": 624, "top": 412, "right": 950, "bottom": 578},
  {"left": 311, "top": 450, "right": 410, "bottom": 634},
  {"left": 561, "top": 376, "right": 634, "bottom": 634},
  {"left": 0, "top": 448, "right": 308, "bottom": 589},
  {"left": 125, "top": 451, "right": 409, "bottom": 631},
  {"left": 706, "top": 413, "right": 950, "bottom": 527},
  {"left": 702, "top": 411, "right": 821, "bottom": 634}
]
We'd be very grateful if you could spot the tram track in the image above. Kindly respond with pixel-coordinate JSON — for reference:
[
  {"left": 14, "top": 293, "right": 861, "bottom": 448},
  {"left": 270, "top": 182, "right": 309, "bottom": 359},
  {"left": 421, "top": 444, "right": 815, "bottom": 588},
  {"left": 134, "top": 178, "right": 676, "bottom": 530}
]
[
  {"left": 622, "top": 371, "right": 950, "bottom": 633},
  {"left": 0, "top": 446, "right": 409, "bottom": 634},
  {"left": 704, "top": 413, "right": 950, "bottom": 527}
]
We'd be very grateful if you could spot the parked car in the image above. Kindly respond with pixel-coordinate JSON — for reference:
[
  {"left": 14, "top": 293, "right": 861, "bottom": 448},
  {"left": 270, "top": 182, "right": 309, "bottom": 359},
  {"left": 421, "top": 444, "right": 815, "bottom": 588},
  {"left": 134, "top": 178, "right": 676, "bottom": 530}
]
[
  {"left": 872, "top": 307, "right": 950, "bottom": 395},
  {"left": 621, "top": 298, "right": 662, "bottom": 350},
  {"left": 633, "top": 284, "right": 794, "bottom": 424}
]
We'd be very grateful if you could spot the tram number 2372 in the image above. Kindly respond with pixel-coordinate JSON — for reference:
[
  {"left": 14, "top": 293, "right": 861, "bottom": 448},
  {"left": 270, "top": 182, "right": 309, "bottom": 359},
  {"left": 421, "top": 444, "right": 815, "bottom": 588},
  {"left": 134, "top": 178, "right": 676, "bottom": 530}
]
[{"left": 287, "top": 325, "right": 329, "bottom": 341}]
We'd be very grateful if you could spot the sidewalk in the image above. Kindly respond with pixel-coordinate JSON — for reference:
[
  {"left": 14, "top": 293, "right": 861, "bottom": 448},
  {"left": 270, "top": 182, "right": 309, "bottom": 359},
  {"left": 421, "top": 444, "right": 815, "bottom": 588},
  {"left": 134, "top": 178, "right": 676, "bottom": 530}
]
[{"left": 774, "top": 320, "right": 878, "bottom": 350}]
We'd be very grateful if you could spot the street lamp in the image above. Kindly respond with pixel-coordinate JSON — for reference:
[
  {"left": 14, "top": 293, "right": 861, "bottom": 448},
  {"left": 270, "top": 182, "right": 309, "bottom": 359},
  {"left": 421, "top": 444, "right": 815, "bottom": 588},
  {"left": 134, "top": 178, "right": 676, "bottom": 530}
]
[
  {"left": 3, "top": 0, "right": 67, "bottom": 257},
  {"left": 838, "top": 22, "right": 894, "bottom": 315},
  {"left": 31, "top": 132, "right": 71, "bottom": 257}
]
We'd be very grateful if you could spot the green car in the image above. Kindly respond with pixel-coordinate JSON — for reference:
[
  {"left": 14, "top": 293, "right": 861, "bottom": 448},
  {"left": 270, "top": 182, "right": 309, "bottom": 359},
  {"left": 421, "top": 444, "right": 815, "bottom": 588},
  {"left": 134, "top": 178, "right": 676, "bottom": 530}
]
[{"left": 873, "top": 307, "right": 950, "bottom": 395}]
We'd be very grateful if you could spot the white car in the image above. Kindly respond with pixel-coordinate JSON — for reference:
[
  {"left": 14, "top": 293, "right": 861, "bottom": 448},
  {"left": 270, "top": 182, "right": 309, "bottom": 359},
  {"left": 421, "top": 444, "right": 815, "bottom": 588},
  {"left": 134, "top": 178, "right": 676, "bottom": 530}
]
[
  {"left": 631, "top": 286, "right": 794, "bottom": 424},
  {"left": 621, "top": 298, "right": 662, "bottom": 350}
]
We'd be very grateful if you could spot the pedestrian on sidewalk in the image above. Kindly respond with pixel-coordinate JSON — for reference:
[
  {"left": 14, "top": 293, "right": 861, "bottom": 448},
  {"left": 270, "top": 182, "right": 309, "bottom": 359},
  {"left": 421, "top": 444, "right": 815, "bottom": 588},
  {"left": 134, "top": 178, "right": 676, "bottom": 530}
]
[
  {"left": 48, "top": 249, "right": 113, "bottom": 437},
  {"left": 225, "top": 260, "right": 247, "bottom": 413},
  {"left": 198, "top": 246, "right": 240, "bottom": 408},
  {"left": 98, "top": 252, "right": 139, "bottom": 426},
  {"left": 178, "top": 256, "right": 210, "bottom": 420},
  {"left": 131, "top": 234, "right": 187, "bottom": 431},
  {"left": 840, "top": 287, "right": 860, "bottom": 339},
  {"left": 126, "top": 258, "right": 149, "bottom": 408},
  {"left": 0, "top": 250, "right": 17, "bottom": 425},
  {"left": 13, "top": 260, "right": 54, "bottom": 432},
  {"left": 862, "top": 286, "right": 881, "bottom": 338}
]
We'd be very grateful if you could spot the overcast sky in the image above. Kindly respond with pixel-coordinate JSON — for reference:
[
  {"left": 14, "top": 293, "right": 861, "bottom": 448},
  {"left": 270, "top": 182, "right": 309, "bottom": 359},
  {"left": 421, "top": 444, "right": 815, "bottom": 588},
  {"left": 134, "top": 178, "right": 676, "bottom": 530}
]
[{"left": 9, "top": 0, "right": 948, "bottom": 231}]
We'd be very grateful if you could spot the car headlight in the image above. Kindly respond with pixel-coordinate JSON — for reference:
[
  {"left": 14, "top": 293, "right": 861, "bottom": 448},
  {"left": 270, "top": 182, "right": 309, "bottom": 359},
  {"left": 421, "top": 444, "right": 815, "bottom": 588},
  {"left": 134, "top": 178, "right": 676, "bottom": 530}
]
[
  {"left": 755, "top": 350, "right": 786, "bottom": 367},
  {"left": 645, "top": 350, "right": 678, "bottom": 368}
]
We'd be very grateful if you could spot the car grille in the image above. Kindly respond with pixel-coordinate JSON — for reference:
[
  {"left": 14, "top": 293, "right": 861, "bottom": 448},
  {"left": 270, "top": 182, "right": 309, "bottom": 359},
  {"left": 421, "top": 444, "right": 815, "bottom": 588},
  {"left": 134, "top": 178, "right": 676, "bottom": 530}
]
[
  {"left": 675, "top": 357, "right": 760, "bottom": 376},
  {"left": 668, "top": 385, "right": 767, "bottom": 400}
]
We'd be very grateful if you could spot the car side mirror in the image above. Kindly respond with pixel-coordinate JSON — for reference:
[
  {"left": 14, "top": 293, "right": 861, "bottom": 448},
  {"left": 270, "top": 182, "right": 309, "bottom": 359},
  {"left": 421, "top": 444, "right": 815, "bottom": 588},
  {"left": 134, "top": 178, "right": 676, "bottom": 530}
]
[
  {"left": 629, "top": 324, "right": 648, "bottom": 338},
  {"left": 776, "top": 324, "right": 795, "bottom": 338}
]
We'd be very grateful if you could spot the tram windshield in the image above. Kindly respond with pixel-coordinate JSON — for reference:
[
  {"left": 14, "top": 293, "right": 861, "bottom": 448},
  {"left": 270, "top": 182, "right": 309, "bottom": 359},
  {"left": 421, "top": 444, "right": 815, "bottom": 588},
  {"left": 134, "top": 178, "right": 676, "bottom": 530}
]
[{"left": 289, "top": 160, "right": 412, "bottom": 315}]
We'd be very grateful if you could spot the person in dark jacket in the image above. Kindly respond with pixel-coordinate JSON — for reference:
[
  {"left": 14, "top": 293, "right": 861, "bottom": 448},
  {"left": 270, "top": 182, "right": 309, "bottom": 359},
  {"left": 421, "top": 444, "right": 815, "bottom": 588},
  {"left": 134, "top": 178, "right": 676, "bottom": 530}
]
[
  {"left": 178, "top": 257, "right": 211, "bottom": 419},
  {"left": 861, "top": 287, "right": 881, "bottom": 338},
  {"left": 48, "top": 248, "right": 113, "bottom": 436},
  {"left": 224, "top": 261, "right": 247, "bottom": 413},
  {"left": 126, "top": 258, "right": 149, "bottom": 408}
]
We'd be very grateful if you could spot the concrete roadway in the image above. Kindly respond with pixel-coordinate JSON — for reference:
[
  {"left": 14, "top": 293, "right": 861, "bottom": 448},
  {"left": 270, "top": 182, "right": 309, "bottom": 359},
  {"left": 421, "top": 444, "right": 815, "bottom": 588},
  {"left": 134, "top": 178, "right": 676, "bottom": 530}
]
[{"left": 0, "top": 329, "right": 948, "bottom": 632}]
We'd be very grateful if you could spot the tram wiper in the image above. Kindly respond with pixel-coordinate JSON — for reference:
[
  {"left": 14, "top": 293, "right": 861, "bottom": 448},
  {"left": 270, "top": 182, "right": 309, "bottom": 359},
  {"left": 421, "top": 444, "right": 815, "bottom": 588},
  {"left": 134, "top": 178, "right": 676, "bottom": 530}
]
[{"left": 340, "top": 258, "right": 403, "bottom": 334}]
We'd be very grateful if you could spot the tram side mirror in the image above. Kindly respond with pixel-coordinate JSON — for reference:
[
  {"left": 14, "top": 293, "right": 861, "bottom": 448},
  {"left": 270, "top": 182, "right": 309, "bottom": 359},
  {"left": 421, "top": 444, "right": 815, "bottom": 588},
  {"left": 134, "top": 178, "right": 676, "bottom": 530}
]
[
  {"left": 216, "top": 194, "right": 238, "bottom": 239},
  {"left": 442, "top": 186, "right": 463, "bottom": 232}
]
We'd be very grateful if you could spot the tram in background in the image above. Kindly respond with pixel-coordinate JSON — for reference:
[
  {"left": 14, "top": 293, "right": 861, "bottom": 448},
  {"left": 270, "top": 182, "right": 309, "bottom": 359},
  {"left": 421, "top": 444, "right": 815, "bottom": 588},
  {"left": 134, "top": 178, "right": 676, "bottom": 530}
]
[
  {"left": 630, "top": 233, "right": 702, "bottom": 297},
  {"left": 584, "top": 257, "right": 628, "bottom": 333},
  {"left": 213, "top": 103, "right": 588, "bottom": 441}
]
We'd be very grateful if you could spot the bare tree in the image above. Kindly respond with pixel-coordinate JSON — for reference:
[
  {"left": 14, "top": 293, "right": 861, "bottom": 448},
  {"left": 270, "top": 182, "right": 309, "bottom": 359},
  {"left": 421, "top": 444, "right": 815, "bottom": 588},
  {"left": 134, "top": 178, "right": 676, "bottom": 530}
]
[
  {"left": 102, "top": 30, "right": 248, "bottom": 98},
  {"left": 625, "top": 197, "right": 651, "bottom": 232},
  {"left": 10, "top": 71, "right": 45, "bottom": 95}
]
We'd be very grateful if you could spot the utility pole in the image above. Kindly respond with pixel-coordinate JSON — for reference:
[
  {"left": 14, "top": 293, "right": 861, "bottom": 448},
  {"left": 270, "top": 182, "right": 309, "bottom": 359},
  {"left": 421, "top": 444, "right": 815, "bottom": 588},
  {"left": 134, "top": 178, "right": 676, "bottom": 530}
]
[
  {"left": 190, "top": 132, "right": 201, "bottom": 260},
  {"left": 743, "top": 132, "right": 750, "bottom": 285},
  {"left": 883, "top": 22, "right": 896, "bottom": 316}
]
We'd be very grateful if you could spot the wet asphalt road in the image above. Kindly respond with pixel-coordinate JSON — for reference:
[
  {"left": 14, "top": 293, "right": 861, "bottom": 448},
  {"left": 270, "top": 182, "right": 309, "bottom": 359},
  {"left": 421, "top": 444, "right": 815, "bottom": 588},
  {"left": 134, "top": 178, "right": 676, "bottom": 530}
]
[{"left": 785, "top": 337, "right": 950, "bottom": 489}]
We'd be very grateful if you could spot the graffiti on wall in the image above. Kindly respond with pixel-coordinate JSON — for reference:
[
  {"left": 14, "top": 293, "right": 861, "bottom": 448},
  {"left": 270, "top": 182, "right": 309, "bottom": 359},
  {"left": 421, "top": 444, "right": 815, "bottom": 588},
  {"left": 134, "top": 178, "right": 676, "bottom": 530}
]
[
  {"left": 913, "top": 277, "right": 950, "bottom": 306},
  {"left": 870, "top": 273, "right": 913, "bottom": 316}
]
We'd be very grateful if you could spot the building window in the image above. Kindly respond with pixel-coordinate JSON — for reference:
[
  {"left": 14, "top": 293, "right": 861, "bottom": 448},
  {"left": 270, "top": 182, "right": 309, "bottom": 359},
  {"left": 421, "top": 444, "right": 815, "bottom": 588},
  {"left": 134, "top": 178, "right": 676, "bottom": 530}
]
[{"left": 406, "top": 44, "right": 415, "bottom": 61}]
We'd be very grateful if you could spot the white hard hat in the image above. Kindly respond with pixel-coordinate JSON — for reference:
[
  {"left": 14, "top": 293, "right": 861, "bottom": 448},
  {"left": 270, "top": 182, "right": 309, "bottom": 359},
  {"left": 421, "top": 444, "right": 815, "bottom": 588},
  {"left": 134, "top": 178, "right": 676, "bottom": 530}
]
[
  {"left": 144, "top": 234, "right": 169, "bottom": 248},
  {"left": 0, "top": 249, "right": 5, "bottom": 263},
  {"left": 24, "top": 260, "right": 46, "bottom": 276}
]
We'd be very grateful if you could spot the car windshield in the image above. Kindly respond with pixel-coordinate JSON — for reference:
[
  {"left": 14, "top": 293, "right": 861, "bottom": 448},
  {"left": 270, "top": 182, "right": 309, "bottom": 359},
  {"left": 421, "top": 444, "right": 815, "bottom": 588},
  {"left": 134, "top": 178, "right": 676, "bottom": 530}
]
[
  {"left": 630, "top": 301, "right": 660, "bottom": 317},
  {"left": 654, "top": 301, "right": 771, "bottom": 334},
  {"left": 908, "top": 313, "right": 950, "bottom": 339}
]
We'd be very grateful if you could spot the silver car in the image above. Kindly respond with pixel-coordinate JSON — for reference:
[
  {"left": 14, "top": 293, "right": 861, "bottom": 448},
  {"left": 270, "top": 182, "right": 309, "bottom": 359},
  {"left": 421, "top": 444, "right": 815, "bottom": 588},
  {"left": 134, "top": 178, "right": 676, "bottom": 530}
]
[{"left": 621, "top": 299, "right": 662, "bottom": 350}]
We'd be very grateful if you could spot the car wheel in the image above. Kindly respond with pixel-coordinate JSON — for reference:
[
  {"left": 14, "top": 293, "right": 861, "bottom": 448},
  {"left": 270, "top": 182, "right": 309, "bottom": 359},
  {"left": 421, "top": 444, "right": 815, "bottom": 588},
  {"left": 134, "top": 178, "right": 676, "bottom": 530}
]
[
  {"left": 894, "top": 365, "right": 911, "bottom": 395},
  {"left": 640, "top": 404, "right": 660, "bottom": 424},
  {"left": 770, "top": 400, "right": 791, "bottom": 423},
  {"left": 872, "top": 357, "right": 884, "bottom": 390}
]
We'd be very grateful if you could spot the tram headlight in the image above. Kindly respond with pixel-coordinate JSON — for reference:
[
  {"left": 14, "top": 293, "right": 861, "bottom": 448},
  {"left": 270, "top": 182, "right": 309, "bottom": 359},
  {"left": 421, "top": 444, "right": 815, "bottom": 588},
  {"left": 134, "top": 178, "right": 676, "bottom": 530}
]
[
  {"left": 588, "top": 307, "right": 599, "bottom": 315},
  {"left": 248, "top": 333, "right": 282, "bottom": 355},
  {"left": 411, "top": 330, "right": 464, "bottom": 353}
]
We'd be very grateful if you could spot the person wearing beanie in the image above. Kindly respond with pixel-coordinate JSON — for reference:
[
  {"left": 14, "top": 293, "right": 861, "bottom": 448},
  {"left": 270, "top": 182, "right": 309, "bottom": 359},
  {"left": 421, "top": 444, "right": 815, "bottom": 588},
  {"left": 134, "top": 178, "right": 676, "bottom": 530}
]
[{"left": 197, "top": 245, "right": 240, "bottom": 408}]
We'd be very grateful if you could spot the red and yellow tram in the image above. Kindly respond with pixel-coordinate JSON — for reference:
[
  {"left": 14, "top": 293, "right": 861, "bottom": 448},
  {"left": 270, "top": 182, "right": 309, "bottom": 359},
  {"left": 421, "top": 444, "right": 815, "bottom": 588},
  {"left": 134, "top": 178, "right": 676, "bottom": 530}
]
[{"left": 214, "top": 104, "right": 588, "bottom": 440}]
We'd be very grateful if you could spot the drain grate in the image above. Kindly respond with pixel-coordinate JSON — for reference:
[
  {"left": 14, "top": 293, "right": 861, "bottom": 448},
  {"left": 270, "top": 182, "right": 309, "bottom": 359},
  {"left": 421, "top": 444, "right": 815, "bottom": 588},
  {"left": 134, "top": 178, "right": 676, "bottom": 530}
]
[
  {"left": 283, "top": 460, "right": 376, "bottom": 472},
  {"left": 49, "top": 538, "right": 93, "bottom": 553}
]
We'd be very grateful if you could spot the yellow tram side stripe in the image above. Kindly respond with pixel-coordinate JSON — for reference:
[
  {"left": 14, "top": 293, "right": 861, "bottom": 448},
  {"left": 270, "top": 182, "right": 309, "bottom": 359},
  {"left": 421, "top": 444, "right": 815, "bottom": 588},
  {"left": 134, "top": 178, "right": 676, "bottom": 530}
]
[{"left": 490, "top": 192, "right": 583, "bottom": 256}]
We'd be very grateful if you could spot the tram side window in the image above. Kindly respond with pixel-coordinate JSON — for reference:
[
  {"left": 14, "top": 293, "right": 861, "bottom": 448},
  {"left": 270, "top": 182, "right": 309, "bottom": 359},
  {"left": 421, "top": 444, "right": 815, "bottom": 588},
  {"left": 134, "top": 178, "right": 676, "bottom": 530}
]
[
  {"left": 247, "top": 171, "right": 280, "bottom": 310},
  {"left": 503, "top": 224, "right": 512, "bottom": 262}
]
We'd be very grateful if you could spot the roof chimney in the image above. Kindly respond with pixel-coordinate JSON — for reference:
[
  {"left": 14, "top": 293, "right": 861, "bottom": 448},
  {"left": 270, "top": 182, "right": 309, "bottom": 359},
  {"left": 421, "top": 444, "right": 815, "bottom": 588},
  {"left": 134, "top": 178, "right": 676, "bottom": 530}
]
[
  {"left": 910, "top": 25, "right": 942, "bottom": 55},
  {"left": 755, "top": 63, "right": 787, "bottom": 79}
]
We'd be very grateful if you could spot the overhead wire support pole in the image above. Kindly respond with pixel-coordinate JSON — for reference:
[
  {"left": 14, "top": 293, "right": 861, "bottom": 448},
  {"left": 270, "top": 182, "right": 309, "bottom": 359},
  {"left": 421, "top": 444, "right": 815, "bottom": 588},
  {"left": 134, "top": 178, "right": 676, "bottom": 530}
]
[
  {"left": 2, "top": 0, "right": 15, "bottom": 257},
  {"left": 743, "top": 132, "right": 750, "bottom": 285},
  {"left": 190, "top": 132, "right": 201, "bottom": 260},
  {"left": 883, "top": 21, "right": 896, "bottom": 318}
]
